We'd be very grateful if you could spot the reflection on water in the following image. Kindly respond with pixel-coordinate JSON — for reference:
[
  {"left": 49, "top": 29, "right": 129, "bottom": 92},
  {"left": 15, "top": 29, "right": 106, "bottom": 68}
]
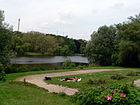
[{"left": 10, "top": 56, "right": 89, "bottom": 64}]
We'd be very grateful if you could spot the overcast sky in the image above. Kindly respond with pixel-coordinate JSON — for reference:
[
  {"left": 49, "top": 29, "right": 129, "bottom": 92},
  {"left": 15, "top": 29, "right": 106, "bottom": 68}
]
[{"left": 0, "top": 0, "right": 140, "bottom": 40}]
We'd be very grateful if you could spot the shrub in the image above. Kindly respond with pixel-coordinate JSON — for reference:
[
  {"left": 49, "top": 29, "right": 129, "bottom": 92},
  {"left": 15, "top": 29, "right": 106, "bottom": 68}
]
[
  {"left": 111, "top": 74, "right": 126, "bottom": 80},
  {"left": 62, "top": 59, "right": 75, "bottom": 69},
  {"left": 0, "top": 64, "right": 6, "bottom": 81},
  {"left": 17, "top": 67, "right": 29, "bottom": 72},
  {"left": 58, "top": 92, "right": 67, "bottom": 97},
  {"left": 5, "top": 65, "right": 45, "bottom": 73},
  {"left": 127, "top": 72, "right": 138, "bottom": 76},
  {"left": 87, "top": 79, "right": 106, "bottom": 85},
  {"left": 39, "top": 67, "right": 45, "bottom": 71},
  {"left": 5, "top": 65, "right": 18, "bottom": 73},
  {"left": 77, "top": 66, "right": 86, "bottom": 69},
  {"left": 5, "top": 65, "right": 29, "bottom": 73},
  {"left": 72, "top": 84, "right": 140, "bottom": 105},
  {"left": 136, "top": 72, "right": 140, "bottom": 74},
  {"left": 31, "top": 67, "right": 45, "bottom": 71}
]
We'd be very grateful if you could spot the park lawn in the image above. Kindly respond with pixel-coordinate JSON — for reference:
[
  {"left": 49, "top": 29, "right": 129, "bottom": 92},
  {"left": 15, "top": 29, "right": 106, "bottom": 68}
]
[
  {"left": 24, "top": 52, "right": 47, "bottom": 55},
  {"left": 0, "top": 66, "right": 139, "bottom": 105},
  {"left": 6, "top": 66, "right": 136, "bottom": 81},
  {"left": 0, "top": 82, "right": 74, "bottom": 105},
  {"left": 46, "top": 69, "right": 140, "bottom": 91},
  {"left": 0, "top": 70, "right": 77, "bottom": 105}
]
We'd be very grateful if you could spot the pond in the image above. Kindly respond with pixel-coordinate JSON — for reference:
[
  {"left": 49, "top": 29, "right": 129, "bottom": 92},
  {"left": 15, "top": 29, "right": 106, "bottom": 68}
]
[{"left": 10, "top": 56, "right": 89, "bottom": 64}]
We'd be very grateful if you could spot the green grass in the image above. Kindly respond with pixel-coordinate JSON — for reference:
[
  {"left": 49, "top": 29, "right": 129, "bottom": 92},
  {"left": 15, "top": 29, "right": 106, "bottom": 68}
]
[
  {"left": 24, "top": 52, "right": 85, "bottom": 56},
  {"left": 79, "top": 66, "right": 140, "bottom": 70},
  {"left": 0, "top": 82, "right": 74, "bottom": 105},
  {"left": 47, "top": 69, "right": 140, "bottom": 91},
  {"left": 24, "top": 52, "right": 48, "bottom": 55},
  {"left": 1, "top": 66, "right": 140, "bottom": 105},
  {"left": 6, "top": 66, "right": 136, "bottom": 81},
  {"left": 0, "top": 70, "right": 77, "bottom": 105}
]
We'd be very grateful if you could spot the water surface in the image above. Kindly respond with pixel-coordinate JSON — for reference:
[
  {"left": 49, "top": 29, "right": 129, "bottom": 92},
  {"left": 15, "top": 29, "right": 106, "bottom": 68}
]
[{"left": 10, "top": 56, "right": 89, "bottom": 64}]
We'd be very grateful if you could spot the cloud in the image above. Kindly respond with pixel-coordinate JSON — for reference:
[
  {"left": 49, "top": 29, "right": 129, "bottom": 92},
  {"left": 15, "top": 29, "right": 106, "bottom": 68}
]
[
  {"left": 0, "top": 0, "right": 140, "bottom": 40},
  {"left": 54, "top": 19, "right": 72, "bottom": 25}
]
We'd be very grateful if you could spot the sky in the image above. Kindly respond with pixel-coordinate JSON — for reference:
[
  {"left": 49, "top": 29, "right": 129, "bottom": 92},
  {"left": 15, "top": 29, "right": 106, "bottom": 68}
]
[{"left": 0, "top": 0, "right": 140, "bottom": 40}]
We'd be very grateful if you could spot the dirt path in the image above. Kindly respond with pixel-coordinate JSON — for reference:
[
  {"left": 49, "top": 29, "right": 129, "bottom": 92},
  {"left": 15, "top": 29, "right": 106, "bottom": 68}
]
[
  {"left": 134, "top": 80, "right": 140, "bottom": 87},
  {"left": 17, "top": 69, "right": 127, "bottom": 95}
]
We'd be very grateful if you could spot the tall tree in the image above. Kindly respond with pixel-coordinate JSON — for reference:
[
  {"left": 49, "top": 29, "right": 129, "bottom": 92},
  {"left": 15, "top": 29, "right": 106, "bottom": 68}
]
[
  {"left": 86, "top": 25, "right": 117, "bottom": 65},
  {"left": 0, "top": 10, "right": 14, "bottom": 64},
  {"left": 115, "top": 14, "right": 140, "bottom": 67},
  {"left": 21, "top": 32, "right": 60, "bottom": 55},
  {"left": 0, "top": 10, "right": 14, "bottom": 80},
  {"left": 0, "top": 10, "right": 4, "bottom": 27}
]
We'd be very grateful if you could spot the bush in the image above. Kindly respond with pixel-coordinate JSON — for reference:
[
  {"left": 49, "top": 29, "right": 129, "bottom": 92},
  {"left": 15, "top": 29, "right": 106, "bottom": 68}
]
[
  {"left": 58, "top": 92, "right": 67, "bottom": 97},
  {"left": 127, "top": 72, "right": 138, "bottom": 76},
  {"left": 72, "top": 84, "right": 140, "bottom": 105},
  {"left": 5, "top": 65, "right": 29, "bottom": 73},
  {"left": 5, "top": 65, "right": 45, "bottom": 73},
  {"left": 31, "top": 67, "right": 45, "bottom": 71},
  {"left": 111, "top": 74, "right": 126, "bottom": 80},
  {"left": 0, "top": 64, "right": 6, "bottom": 81},
  {"left": 39, "top": 67, "right": 45, "bottom": 71},
  {"left": 77, "top": 66, "right": 86, "bottom": 69},
  {"left": 18, "top": 67, "right": 29, "bottom": 72},
  {"left": 62, "top": 59, "right": 75, "bottom": 69},
  {"left": 5, "top": 65, "right": 18, "bottom": 73},
  {"left": 87, "top": 79, "right": 107, "bottom": 85}
]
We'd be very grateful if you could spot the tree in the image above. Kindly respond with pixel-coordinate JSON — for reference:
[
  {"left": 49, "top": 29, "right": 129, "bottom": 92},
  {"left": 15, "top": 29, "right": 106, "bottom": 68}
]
[
  {"left": 0, "top": 10, "right": 14, "bottom": 81},
  {"left": 21, "top": 32, "right": 60, "bottom": 55},
  {"left": 37, "top": 35, "right": 59, "bottom": 54},
  {"left": 9, "top": 31, "right": 31, "bottom": 55},
  {"left": 0, "top": 10, "right": 4, "bottom": 28},
  {"left": 53, "top": 45, "right": 72, "bottom": 56},
  {"left": 0, "top": 28, "right": 14, "bottom": 64},
  {"left": 86, "top": 13, "right": 140, "bottom": 67},
  {"left": 74, "top": 39, "right": 87, "bottom": 54},
  {"left": 63, "top": 38, "right": 77, "bottom": 55},
  {"left": 118, "top": 41, "right": 139, "bottom": 67},
  {"left": 115, "top": 14, "right": 140, "bottom": 67},
  {"left": 86, "top": 25, "right": 117, "bottom": 65}
]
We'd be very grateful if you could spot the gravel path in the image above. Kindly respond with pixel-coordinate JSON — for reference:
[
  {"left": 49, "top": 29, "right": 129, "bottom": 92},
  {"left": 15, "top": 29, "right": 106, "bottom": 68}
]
[
  {"left": 17, "top": 69, "right": 127, "bottom": 95},
  {"left": 134, "top": 80, "right": 140, "bottom": 87}
]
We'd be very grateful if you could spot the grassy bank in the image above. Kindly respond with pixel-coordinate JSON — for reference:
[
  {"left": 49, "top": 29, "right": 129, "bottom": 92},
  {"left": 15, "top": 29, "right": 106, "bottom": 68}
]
[
  {"left": 23, "top": 52, "right": 85, "bottom": 56},
  {"left": 24, "top": 52, "right": 47, "bottom": 55},
  {"left": 6, "top": 66, "right": 135, "bottom": 81},
  {"left": 1, "top": 67, "right": 140, "bottom": 105},
  {"left": 0, "top": 82, "right": 74, "bottom": 105},
  {"left": 47, "top": 69, "right": 140, "bottom": 91},
  {"left": 0, "top": 70, "right": 77, "bottom": 105}
]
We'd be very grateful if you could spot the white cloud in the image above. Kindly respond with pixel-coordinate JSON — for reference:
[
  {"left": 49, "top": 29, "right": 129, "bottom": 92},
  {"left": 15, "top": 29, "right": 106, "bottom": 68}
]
[
  {"left": 0, "top": 0, "right": 140, "bottom": 40},
  {"left": 54, "top": 19, "right": 72, "bottom": 25}
]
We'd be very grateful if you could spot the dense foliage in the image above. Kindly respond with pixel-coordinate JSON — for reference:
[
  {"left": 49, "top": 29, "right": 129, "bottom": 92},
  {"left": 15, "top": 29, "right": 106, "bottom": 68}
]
[
  {"left": 0, "top": 64, "right": 6, "bottom": 81},
  {"left": 13, "top": 32, "right": 87, "bottom": 56},
  {"left": 86, "top": 26, "right": 117, "bottom": 66},
  {"left": 115, "top": 14, "right": 140, "bottom": 67},
  {"left": 62, "top": 59, "right": 76, "bottom": 69},
  {"left": 86, "top": 14, "right": 140, "bottom": 67},
  {"left": 0, "top": 10, "right": 14, "bottom": 80},
  {"left": 5, "top": 65, "right": 45, "bottom": 73},
  {"left": 72, "top": 84, "right": 140, "bottom": 105}
]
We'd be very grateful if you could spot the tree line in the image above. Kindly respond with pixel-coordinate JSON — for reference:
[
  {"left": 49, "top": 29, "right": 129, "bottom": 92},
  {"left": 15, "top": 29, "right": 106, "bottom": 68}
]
[
  {"left": 13, "top": 31, "right": 87, "bottom": 56},
  {"left": 86, "top": 14, "right": 140, "bottom": 67}
]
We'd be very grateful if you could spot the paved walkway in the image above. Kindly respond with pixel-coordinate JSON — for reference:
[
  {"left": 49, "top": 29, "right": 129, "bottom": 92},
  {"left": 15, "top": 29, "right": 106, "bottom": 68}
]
[{"left": 17, "top": 69, "right": 127, "bottom": 95}]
